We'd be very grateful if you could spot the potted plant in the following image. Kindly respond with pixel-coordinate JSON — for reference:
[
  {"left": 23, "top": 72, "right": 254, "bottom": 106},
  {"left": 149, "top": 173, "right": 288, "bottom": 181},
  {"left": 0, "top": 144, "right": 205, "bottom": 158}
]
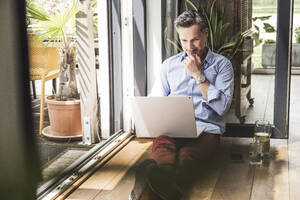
[
  {"left": 252, "top": 16, "right": 276, "bottom": 68},
  {"left": 292, "top": 26, "right": 300, "bottom": 67},
  {"left": 164, "top": 0, "right": 248, "bottom": 123},
  {"left": 164, "top": 0, "right": 244, "bottom": 61},
  {"left": 252, "top": 15, "right": 274, "bottom": 47},
  {"left": 261, "top": 25, "right": 300, "bottom": 68},
  {"left": 27, "top": 0, "right": 82, "bottom": 139}
]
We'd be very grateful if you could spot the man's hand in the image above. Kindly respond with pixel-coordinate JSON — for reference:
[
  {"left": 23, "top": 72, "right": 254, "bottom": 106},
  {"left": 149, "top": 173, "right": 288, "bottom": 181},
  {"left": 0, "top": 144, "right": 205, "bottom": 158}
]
[
  {"left": 183, "top": 54, "right": 204, "bottom": 79},
  {"left": 184, "top": 54, "right": 209, "bottom": 100}
]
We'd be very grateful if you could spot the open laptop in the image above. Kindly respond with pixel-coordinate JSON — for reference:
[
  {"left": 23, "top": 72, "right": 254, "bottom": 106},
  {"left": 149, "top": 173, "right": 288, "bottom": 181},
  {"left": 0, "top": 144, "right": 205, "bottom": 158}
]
[{"left": 131, "top": 96, "right": 204, "bottom": 138}]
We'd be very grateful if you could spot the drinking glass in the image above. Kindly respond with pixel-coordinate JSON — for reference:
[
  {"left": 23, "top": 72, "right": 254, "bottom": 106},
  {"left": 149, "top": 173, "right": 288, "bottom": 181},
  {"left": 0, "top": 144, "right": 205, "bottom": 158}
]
[
  {"left": 254, "top": 120, "right": 272, "bottom": 157},
  {"left": 249, "top": 142, "right": 263, "bottom": 165}
]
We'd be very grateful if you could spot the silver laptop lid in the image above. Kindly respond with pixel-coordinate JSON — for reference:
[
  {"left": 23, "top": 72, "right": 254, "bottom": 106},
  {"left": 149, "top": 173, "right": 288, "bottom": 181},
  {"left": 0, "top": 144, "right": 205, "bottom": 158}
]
[{"left": 131, "top": 96, "right": 203, "bottom": 138}]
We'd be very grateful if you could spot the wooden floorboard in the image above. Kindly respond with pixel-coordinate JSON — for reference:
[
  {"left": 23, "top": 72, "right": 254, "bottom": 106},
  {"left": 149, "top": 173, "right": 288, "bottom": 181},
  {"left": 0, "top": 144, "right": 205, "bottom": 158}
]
[
  {"left": 287, "top": 76, "right": 300, "bottom": 200},
  {"left": 288, "top": 138, "right": 300, "bottom": 200},
  {"left": 64, "top": 136, "right": 299, "bottom": 200},
  {"left": 184, "top": 165, "right": 220, "bottom": 200},
  {"left": 66, "top": 139, "right": 152, "bottom": 200},
  {"left": 93, "top": 148, "right": 152, "bottom": 200},
  {"left": 210, "top": 138, "right": 255, "bottom": 200},
  {"left": 250, "top": 139, "right": 289, "bottom": 200}
]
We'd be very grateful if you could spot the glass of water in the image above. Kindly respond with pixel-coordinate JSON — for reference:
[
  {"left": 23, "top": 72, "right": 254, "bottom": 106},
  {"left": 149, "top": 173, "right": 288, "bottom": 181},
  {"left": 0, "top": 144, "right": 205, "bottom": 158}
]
[
  {"left": 254, "top": 120, "right": 272, "bottom": 157},
  {"left": 249, "top": 142, "right": 263, "bottom": 165}
]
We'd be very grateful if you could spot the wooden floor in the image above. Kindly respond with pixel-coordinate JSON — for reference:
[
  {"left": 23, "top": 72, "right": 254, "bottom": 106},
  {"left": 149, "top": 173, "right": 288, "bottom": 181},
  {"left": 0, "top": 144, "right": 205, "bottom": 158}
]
[
  {"left": 61, "top": 136, "right": 299, "bottom": 200},
  {"left": 57, "top": 74, "right": 300, "bottom": 200}
]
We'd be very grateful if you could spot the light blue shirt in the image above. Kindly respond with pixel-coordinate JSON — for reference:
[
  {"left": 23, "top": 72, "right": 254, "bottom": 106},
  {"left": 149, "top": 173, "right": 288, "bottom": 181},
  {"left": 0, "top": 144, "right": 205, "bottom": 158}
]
[{"left": 160, "top": 49, "right": 234, "bottom": 134}]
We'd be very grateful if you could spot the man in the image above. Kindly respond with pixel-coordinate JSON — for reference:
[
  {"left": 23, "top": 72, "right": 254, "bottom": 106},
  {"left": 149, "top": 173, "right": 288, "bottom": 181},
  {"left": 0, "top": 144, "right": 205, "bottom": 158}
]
[{"left": 130, "top": 10, "right": 234, "bottom": 200}]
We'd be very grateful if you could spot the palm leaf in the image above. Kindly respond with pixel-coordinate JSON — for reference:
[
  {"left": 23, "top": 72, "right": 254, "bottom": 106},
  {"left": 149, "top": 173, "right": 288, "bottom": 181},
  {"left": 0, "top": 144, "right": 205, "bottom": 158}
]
[
  {"left": 185, "top": 0, "right": 198, "bottom": 11},
  {"left": 26, "top": 4, "right": 50, "bottom": 21},
  {"left": 209, "top": 0, "right": 217, "bottom": 22},
  {"left": 33, "top": 0, "right": 78, "bottom": 46},
  {"left": 211, "top": 7, "right": 218, "bottom": 38},
  {"left": 202, "top": 8, "right": 214, "bottom": 51},
  {"left": 263, "top": 23, "right": 276, "bottom": 33},
  {"left": 184, "top": 1, "right": 188, "bottom": 11},
  {"left": 167, "top": 39, "right": 183, "bottom": 52},
  {"left": 228, "top": 35, "right": 244, "bottom": 60},
  {"left": 217, "top": 42, "right": 237, "bottom": 53},
  {"left": 253, "top": 15, "right": 271, "bottom": 21},
  {"left": 254, "top": 24, "right": 260, "bottom": 32},
  {"left": 164, "top": 27, "right": 169, "bottom": 55}
]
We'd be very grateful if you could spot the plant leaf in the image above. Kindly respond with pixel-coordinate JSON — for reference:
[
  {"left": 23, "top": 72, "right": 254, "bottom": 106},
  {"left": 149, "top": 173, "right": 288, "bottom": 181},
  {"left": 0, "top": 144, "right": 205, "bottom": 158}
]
[
  {"left": 202, "top": 8, "right": 214, "bottom": 51},
  {"left": 167, "top": 39, "right": 183, "bottom": 52},
  {"left": 253, "top": 15, "right": 271, "bottom": 21},
  {"left": 185, "top": 0, "right": 198, "bottom": 11},
  {"left": 263, "top": 23, "right": 276, "bottom": 33},
  {"left": 210, "top": 0, "right": 217, "bottom": 22},
  {"left": 26, "top": 4, "right": 50, "bottom": 21},
  {"left": 33, "top": 0, "right": 78, "bottom": 46}
]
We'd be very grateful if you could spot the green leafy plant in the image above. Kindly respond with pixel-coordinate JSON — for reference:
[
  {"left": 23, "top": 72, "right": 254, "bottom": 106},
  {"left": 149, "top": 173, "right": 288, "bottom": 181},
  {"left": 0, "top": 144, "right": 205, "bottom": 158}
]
[
  {"left": 264, "top": 39, "right": 276, "bottom": 44},
  {"left": 295, "top": 26, "right": 300, "bottom": 43},
  {"left": 263, "top": 23, "right": 276, "bottom": 33},
  {"left": 26, "top": 0, "right": 80, "bottom": 100},
  {"left": 25, "top": 0, "right": 50, "bottom": 32},
  {"left": 164, "top": 0, "right": 244, "bottom": 61},
  {"left": 28, "top": 0, "right": 78, "bottom": 46},
  {"left": 197, "top": 0, "right": 244, "bottom": 60},
  {"left": 252, "top": 15, "right": 276, "bottom": 46}
]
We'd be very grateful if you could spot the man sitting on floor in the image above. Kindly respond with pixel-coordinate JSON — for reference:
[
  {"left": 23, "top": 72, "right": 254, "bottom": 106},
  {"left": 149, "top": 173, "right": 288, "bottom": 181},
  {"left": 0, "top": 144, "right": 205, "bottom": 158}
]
[{"left": 130, "top": 10, "right": 234, "bottom": 200}]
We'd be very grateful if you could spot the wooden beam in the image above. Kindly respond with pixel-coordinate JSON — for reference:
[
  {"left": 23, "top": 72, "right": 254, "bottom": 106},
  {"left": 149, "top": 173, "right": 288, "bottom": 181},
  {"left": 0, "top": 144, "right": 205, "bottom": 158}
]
[
  {"left": 76, "top": 0, "right": 99, "bottom": 144},
  {"left": 97, "top": 0, "right": 111, "bottom": 139}
]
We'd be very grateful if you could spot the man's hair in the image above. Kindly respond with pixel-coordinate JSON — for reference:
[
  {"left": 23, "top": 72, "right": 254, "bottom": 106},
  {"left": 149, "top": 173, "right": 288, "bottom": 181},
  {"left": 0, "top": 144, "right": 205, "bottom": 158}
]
[{"left": 174, "top": 10, "right": 208, "bottom": 31}]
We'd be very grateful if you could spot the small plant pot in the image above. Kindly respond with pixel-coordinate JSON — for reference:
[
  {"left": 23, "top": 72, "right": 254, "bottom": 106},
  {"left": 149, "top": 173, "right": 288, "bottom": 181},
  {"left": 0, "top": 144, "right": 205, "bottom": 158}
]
[
  {"left": 262, "top": 43, "right": 300, "bottom": 67},
  {"left": 45, "top": 95, "right": 82, "bottom": 138}
]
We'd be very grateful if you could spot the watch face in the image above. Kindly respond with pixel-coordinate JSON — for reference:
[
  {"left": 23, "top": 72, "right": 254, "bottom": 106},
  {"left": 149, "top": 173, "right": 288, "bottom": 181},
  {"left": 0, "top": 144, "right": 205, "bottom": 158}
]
[
  {"left": 196, "top": 75, "right": 206, "bottom": 84},
  {"left": 199, "top": 75, "right": 206, "bottom": 82}
]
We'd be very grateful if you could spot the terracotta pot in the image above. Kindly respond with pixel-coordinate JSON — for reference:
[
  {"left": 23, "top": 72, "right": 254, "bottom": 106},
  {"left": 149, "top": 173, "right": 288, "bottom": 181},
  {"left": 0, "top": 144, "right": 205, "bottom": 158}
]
[{"left": 46, "top": 95, "right": 82, "bottom": 137}]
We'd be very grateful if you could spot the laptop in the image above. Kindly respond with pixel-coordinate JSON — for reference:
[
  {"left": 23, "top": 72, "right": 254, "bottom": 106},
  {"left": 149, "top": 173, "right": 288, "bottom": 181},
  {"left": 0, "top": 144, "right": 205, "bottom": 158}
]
[{"left": 131, "top": 96, "right": 204, "bottom": 138}]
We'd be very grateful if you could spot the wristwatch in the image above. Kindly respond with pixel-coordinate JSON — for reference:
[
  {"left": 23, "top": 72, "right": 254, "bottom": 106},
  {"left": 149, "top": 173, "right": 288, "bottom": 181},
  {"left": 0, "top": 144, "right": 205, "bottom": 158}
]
[{"left": 196, "top": 74, "right": 206, "bottom": 84}]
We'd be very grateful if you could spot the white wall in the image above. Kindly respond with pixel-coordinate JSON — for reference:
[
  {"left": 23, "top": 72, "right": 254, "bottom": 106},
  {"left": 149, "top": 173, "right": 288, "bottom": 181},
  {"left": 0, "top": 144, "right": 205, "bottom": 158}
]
[
  {"left": 97, "top": 0, "right": 111, "bottom": 138},
  {"left": 120, "top": 0, "right": 162, "bottom": 133},
  {"left": 121, "top": 0, "right": 134, "bottom": 133},
  {"left": 146, "top": 0, "right": 162, "bottom": 95}
]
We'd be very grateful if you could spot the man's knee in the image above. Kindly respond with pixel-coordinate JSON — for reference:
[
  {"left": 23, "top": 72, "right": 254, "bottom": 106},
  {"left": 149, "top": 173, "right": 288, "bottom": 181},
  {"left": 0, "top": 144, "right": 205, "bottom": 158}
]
[
  {"left": 177, "top": 133, "right": 220, "bottom": 166},
  {"left": 151, "top": 135, "right": 177, "bottom": 166},
  {"left": 152, "top": 135, "right": 177, "bottom": 152}
]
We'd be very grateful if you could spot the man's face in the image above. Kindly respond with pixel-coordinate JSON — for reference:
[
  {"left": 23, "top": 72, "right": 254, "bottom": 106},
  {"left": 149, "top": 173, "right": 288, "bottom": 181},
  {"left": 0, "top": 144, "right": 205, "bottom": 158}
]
[{"left": 177, "top": 24, "right": 208, "bottom": 57}]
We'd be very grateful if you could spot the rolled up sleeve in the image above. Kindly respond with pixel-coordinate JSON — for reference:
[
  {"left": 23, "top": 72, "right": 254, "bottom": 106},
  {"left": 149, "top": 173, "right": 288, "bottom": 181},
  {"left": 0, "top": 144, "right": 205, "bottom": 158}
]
[{"left": 203, "top": 61, "right": 234, "bottom": 116}]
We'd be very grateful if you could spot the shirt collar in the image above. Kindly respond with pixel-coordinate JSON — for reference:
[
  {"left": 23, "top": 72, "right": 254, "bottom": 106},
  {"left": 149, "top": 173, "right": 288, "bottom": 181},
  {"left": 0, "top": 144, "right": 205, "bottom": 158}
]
[{"left": 204, "top": 48, "right": 213, "bottom": 67}]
